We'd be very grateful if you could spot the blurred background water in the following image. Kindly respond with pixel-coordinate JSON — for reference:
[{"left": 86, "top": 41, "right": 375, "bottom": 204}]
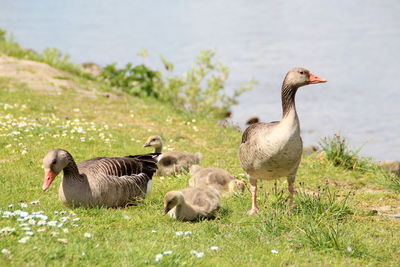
[{"left": 1, "top": 0, "right": 399, "bottom": 161}]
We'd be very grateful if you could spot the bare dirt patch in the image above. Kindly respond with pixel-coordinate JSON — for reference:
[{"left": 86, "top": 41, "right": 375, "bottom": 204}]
[
  {"left": 367, "top": 205, "right": 400, "bottom": 219},
  {"left": 0, "top": 54, "right": 80, "bottom": 92}
]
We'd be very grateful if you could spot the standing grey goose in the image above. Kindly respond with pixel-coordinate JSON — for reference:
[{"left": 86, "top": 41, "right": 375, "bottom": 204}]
[
  {"left": 143, "top": 135, "right": 202, "bottom": 175},
  {"left": 239, "top": 67, "right": 327, "bottom": 214},
  {"left": 189, "top": 165, "right": 246, "bottom": 196},
  {"left": 163, "top": 187, "right": 220, "bottom": 221},
  {"left": 42, "top": 149, "right": 159, "bottom": 208}
]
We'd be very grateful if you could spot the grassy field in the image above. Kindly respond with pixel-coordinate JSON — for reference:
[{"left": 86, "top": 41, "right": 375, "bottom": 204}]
[{"left": 0, "top": 56, "right": 399, "bottom": 266}]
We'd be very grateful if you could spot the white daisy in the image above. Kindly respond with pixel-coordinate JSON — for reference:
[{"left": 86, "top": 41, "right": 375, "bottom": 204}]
[
  {"left": 84, "top": 232, "right": 92, "bottom": 238},
  {"left": 155, "top": 254, "right": 163, "bottom": 262}
]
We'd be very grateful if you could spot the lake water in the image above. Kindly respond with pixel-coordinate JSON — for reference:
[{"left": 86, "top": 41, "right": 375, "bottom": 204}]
[{"left": 1, "top": 0, "right": 399, "bottom": 161}]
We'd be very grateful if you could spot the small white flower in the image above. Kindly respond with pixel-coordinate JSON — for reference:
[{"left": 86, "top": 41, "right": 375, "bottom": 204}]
[
  {"left": 151, "top": 230, "right": 157, "bottom": 233},
  {"left": 26, "top": 231, "right": 34, "bottom": 236},
  {"left": 175, "top": 231, "right": 183, "bottom": 236},
  {"left": 196, "top": 252, "right": 204, "bottom": 258},
  {"left": 18, "top": 236, "right": 30, "bottom": 244},
  {"left": 8, "top": 204, "right": 13, "bottom": 208},
  {"left": 62, "top": 228, "right": 69, "bottom": 233},
  {"left": 19, "top": 223, "right": 29, "bottom": 227},
  {"left": 69, "top": 211, "right": 77, "bottom": 216},
  {"left": 22, "top": 227, "right": 31, "bottom": 231},
  {"left": 57, "top": 223, "right": 64, "bottom": 228},
  {"left": 37, "top": 220, "right": 46, "bottom": 226},
  {"left": 84, "top": 232, "right": 92, "bottom": 238},
  {"left": 21, "top": 150, "right": 28, "bottom": 155},
  {"left": 1, "top": 248, "right": 11, "bottom": 255},
  {"left": 190, "top": 250, "right": 204, "bottom": 258},
  {"left": 210, "top": 246, "right": 218, "bottom": 251},
  {"left": 123, "top": 215, "right": 130, "bottom": 220},
  {"left": 19, "top": 211, "right": 29, "bottom": 218},
  {"left": 82, "top": 252, "right": 86, "bottom": 256},
  {"left": 184, "top": 231, "right": 192, "bottom": 236},
  {"left": 155, "top": 253, "right": 163, "bottom": 262},
  {"left": 271, "top": 249, "right": 279, "bottom": 254},
  {"left": 20, "top": 203, "right": 28, "bottom": 209},
  {"left": 5, "top": 144, "right": 12, "bottom": 148},
  {"left": 54, "top": 211, "right": 59, "bottom": 214},
  {"left": 48, "top": 221, "right": 58, "bottom": 227},
  {"left": 28, "top": 219, "right": 36, "bottom": 225},
  {"left": 163, "top": 250, "right": 172, "bottom": 255},
  {"left": 37, "top": 228, "right": 46, "bottom": 232},
  {"left": 72, "top": 218, "right": 80, "bottom": 222},
  {"left": 59, "top": 216, "right": 69, "bottom": 222},
  {"left": 347, "top": 246, "right": 353, "bottom": 253}
]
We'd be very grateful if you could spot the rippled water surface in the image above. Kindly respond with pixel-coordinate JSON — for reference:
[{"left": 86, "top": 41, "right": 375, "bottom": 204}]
[{"left": 1, "top": 0, "right": 399, "bottom": 160}]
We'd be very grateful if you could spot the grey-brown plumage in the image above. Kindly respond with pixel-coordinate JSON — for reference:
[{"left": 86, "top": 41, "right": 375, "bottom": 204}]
[
  {"left": 239, "top": 67, "right": 327, "bottom": 214},
  {"left": 163, "top": 187, "right": 220, "bottom": 221},
  {"left": 189, "top": 165, "right": 246, "bottom": 196},
  {"left": 42, "top": 149, "right": 158, "bottom": 208},
  {"left": 143, "top": 135, "right": 202, "bottom": 175}
]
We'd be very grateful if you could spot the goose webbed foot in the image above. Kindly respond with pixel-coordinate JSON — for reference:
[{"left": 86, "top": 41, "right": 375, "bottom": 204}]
[{"left": 247, "top": 207, "right": 259, "bottom": 215}]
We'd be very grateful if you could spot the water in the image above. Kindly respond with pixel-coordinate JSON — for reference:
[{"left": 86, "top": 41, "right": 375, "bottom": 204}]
[{"left": 1, "top": 0, "right": 399, "bottom": 161}]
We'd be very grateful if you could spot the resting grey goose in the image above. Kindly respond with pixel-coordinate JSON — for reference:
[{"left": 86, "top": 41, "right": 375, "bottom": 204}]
[
  {"left": 163, "top": 187, "right": 220, "bottom": 221},
  {"left": 42, "top": 149, "right": 159, "bottom": 207},
  {"left": 239, "top": 67, "right": 327, "bottom": 214},
  {"left": 143, "top": 135, "right": 202, "bottom": 175},
  {"left": 189, "top": 165, "right": 246, "bottom": 196}
]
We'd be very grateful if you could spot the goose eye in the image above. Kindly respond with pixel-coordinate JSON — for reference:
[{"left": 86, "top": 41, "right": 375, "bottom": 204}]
[
  {"left": 299, "top": 71, "right": 304, "bottom": 75},
  {"left": 52, "top": 159, "right": 57, "bottom": 165}
]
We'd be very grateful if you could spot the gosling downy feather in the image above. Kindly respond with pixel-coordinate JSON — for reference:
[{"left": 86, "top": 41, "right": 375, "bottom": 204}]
[
  {"left": 163, "top": 187, "right": 220, "bottom": 221},
  {"left": 143, "top": 135, "right": 202, "bottom": 175},
  {"left": 189, "top": 165, "right": 246, "bottom": 196}
]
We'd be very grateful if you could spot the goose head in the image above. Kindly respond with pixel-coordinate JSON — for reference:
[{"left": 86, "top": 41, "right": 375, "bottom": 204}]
[
  {"left": 163, "top": 191, "right": 184, "bottom": 215},
  {"left": 42, "top": 149, "right": 70, "bottom": 191},
  {"left": 284, "top": 67, "right": 327, "bottom": 88},
  {"left": 143, "top": 135, "right": 163, "bottom": 151}
]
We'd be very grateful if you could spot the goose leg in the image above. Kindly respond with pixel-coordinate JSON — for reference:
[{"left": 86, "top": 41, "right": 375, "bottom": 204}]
[
  {"left": 287, "top": 175, "right": 296, "bottom": 206},
  {"left": 247, "top": 178, "right": 259, "bottom": 215}
]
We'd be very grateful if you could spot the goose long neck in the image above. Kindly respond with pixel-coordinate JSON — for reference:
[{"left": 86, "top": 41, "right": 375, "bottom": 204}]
[
  {"left": 281, "top": 82, "right": 298, "bottom": 119},
  {"left": 154, "top": 145, "right": 162, "bottom": 154},
  {"left": 62, "top": 153, "right": 81, "bottom": 180}
]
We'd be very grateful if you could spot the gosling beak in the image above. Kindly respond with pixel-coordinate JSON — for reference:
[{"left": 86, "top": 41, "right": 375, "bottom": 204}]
[
  {"left": 309, "top": 72, "right": 327, "bottom": 84},
  {"left": 43, "top": 168, "right": 57, "bottom": 191},
  {"left": 162, "top": 207, "right": 169, "bottom": 216},
  {"left": 143, "top": 142, "right": 150, "bottom": 148}
]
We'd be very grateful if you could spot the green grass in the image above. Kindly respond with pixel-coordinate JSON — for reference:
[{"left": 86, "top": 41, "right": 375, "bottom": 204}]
[{"left": 0, "top": 58, "right": 400, "bottom": 266}]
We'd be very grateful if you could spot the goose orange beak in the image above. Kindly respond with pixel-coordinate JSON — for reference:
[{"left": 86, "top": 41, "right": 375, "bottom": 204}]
[
  {"left": 309, "top": 73, "right": 327, "bottom": 84},
  {"left": 43, "top": 168, "right": 57, "bottom": 191}
]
